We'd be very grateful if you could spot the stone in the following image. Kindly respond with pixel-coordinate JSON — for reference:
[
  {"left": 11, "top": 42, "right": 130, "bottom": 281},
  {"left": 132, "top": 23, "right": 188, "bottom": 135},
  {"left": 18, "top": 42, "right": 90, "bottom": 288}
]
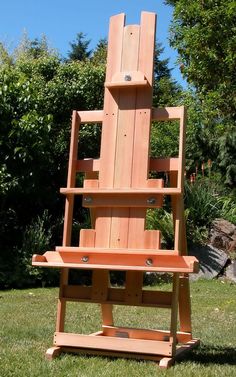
[
  {"left": 189, "top": 244, "right": 229, "bottom": 281},
  {"left": 210, "top": 218, "right": 236, "bottom": 252},
  {"left": 225, "top": 260, "right": 236, "bottom": 283}
]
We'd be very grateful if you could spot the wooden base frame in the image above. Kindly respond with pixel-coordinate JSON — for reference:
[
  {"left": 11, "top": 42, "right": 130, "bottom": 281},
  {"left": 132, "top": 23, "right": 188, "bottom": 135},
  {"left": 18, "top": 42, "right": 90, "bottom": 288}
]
[
  {"left": 32, "top": 12, "right": 199, "bottom": 370},
  {"left": 45, "top": 335, "right": 200, "bottom": 369}
]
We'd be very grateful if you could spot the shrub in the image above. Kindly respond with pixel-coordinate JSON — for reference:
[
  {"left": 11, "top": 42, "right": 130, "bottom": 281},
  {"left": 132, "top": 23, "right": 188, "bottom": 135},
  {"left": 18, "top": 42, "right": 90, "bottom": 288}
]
[
  {"left": 20, "top": 210, "right": 59, "bottom": 287},
  {"left": 184, "top": 178, "right": 222, "bottom": 227}
]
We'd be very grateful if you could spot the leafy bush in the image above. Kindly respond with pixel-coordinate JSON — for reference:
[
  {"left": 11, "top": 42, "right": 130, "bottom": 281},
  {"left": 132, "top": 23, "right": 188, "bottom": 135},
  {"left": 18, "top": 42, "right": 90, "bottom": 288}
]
[
  {"left": 219, "top": 196, "right": 236, "bottom": 225},
  {"left": 184, "top": 179, "right": 222, "bottom": 227},
  {"left": 20, "top": 210, "right": 59, "bottom": 287},
  {"left": 146, "top": 208, "right": 174, "bottom": 249}
]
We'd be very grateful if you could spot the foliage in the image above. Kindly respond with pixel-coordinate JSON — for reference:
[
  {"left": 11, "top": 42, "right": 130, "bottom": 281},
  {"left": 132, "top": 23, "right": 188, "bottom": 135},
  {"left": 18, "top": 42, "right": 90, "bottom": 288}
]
[
  {"left": 146, "top": 208, "right": 174, "bottom": 249},
  {"left": 153, "top": 43, "right": 182, "bottom": 107},
  {"left": 219, "top": 196, "right": 236, "bottom": 225},
  {"left": 165, "top": 0, "right": 236, "bottom": 186},
  {"left": 1, "top": 19, "right": 234, "bottom": 289},
  {"left": 92, "top": 38, "right": 108, "bottom": 65},
  {"left": 184, "top": 178, "right": 222, "bottom": 227},
  {"left": 20, "top": 210, "right": 59, "bottom": 287},
  {"left": 67, "top": 32, "right": 92, "bottom": 61},
  {"left": 0, "top": 36, "right": 105, "bottom": 288}
]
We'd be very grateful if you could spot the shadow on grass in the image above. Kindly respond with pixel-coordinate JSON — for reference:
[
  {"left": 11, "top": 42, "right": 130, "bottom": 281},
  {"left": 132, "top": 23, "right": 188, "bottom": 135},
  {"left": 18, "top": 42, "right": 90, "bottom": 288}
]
[{"left": 183, "top": 344, "right": 236, "bottom": 366}]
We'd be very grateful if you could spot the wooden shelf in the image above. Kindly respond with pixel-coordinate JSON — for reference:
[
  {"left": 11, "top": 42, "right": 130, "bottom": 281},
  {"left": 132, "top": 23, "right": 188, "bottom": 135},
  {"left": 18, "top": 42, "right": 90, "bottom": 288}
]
[
  {"left": 60, "top": 187, "right": 182, "bottom": 195},
  {"left": 32, "top": 250, "right": 198, "bottom": 273},
  {"left": 105, "top": 70, "right": 148, "bottom": 89}
]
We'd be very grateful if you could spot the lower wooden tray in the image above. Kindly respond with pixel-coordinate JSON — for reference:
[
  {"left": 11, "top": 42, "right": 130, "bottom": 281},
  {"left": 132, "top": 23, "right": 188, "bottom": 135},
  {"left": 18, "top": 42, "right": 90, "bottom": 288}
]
[{"left": 32, "top": 249, "right": 198, "bottom": 273}]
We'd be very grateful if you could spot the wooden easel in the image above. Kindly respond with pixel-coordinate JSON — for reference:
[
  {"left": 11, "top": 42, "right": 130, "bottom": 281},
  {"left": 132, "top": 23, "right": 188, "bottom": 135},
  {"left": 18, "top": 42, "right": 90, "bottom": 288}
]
[{"left": 32, "top": 12, "right": 200, "bottom": 368}]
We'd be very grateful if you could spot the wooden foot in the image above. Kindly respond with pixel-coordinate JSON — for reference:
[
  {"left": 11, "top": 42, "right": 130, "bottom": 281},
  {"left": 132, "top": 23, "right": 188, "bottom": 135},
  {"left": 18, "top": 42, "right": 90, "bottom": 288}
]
[
  {"left": 159, "top": 338, "right": 200, "bottom": 369},
  {"left": 159, "top": 357, "right": 175, "bottom": 369},
  {"left": 46, "top": 346, "right": 62, "bottom": 360},
  {"left": 175, "top": 338, "right": 200, "bottom": 360}
]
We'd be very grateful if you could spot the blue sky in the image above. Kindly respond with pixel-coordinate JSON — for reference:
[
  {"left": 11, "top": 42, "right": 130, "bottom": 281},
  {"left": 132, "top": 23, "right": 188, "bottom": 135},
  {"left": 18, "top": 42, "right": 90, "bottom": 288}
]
[{"left": 0, "top": 0, "right": 186, "bottom": 87}]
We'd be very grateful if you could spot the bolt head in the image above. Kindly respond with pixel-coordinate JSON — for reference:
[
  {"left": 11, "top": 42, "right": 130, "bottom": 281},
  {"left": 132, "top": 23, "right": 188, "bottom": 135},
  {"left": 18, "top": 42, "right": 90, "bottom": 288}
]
[
  {"left": 124, "top": 74, "right": 132, "bottom": 81},
  {"left": 84, "top": 196, "right": 93, "bottom": 203},
  {"left": 81, "top": 256, "right": 89, "bottom": 263},
  {"left": 146, "top": 258, "right": 153, "bottom": 266},
  {"left": 147, "top": 197, "right": 156, "bottom": 205}
]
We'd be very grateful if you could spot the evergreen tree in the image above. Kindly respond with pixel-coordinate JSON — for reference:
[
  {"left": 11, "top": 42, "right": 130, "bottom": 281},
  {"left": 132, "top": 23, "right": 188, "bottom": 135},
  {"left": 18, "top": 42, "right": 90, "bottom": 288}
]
[
  {"left": 165, "top": 0, "right": 236, "bottom": 186},
  {"left": 67, "top": 32, "right": 92, "bottom": 61},
  {"left": 92, "top": 38, "right": 107, "bottom": 65}
]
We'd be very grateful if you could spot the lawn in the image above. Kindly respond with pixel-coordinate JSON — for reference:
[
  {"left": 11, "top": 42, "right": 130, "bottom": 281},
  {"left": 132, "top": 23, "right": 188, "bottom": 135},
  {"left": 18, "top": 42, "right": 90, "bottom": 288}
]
[{"left": 0, "top": 279, "right": 235, "bottom": 376}]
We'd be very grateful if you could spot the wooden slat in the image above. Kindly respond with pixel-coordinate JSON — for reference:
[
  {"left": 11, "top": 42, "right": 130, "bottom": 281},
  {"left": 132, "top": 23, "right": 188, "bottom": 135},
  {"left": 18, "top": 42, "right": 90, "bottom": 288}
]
[
  {"left": 56, "top": 110, "right": 80, "bottom": 333},
  {"left": 55, "top": 246, "right": 178, "bottom": 255},
  {"left": 152, "top": 107, "right": 182, "bottom": 121},
  {"left": 76, "top": 159, "right": 100, "bottom": 172},
  {"left": 53, "top": 332, "right": 173, "bottom": 356},
  {"left": 102, "top": 326, "right": 192, "bottom": 344},
  {"left": 150, "top": 158, "right": 179, "bottom": 172},
  {"left": 62, "top": 285, "right": 173, "bottom": 308},
  {"left": 60, "top": 187, "right": 182, "bottom": 195},
  {"left": 99, "top": 13, "right": 125, "bottom": 188},
  {"left": 105, "top": 80, "right": 148, "bottom": 88},
  {"left": 55, "top": 346, "right": 164, "bottom": 361},
  {"left": 105, "top": 70, "right": 148, "bottom": 88},
  {"left": 77, "top": 110, "right": 103, "bottom": 123},
  {"left": 177, "top": 106, "right": 186, "bottom": 190},
  {"left": 81, "top": 193, "right": 162, "bottom": 208}
]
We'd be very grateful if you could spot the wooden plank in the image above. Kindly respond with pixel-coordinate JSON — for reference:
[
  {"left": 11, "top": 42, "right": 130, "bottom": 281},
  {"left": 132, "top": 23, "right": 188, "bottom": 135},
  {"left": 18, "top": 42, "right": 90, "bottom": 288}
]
[
  {"left": 179, "top": 275, "right": 192, "bottom": 333},
  {"left": 177, "top": 106, "right": 186, "bottom": 190},
  {"left": 76, "top": 159, "right": 100, "bottom": 172},
  {"left": 169, "top": 273, "right": 180, "bottom": 355},
  {"left": 56, "top": 110, "right": 80, "bottom": 333},
  {"left": 82, "top": 193, "right": 163, "bottom": 208},
  {"left": 102, "top": 326, "right": 170, "bottom": 341},
  {"left": 79, "top": 229, "right": 96, "bottom": 247},
  {"left": 60, "top": 187, "right": 182, "bottom": 195},
  {"left": 77, "top": 110, "right": 103, "bottom": 124},
  {"left": 105, "top": 80, "right": 148, "bottom": 88},
  {"left": 102, "top": 326, "right": 192, "bottom": 344},
  {"left": 54, "top": 332, "right": 173, "bottom": 356},
  {"left": 150, "top": 158, "right": 179, "bottom": 172},
  {"left": 152, "top": 107, "right": 182, "bottom": 121},
  {"left": 123, "top": 14, "right": 156, "bottom": 300},
  {"left": 32, "top": 251, "right": 199, "bottom": 273},
  {"left": 105, "top": 70, "right": 148, "bottom": 88},
  {"left": 62, "top": 285, "right": 173, "bottom": 308},
  {"left": 55, "top": 346, "right": 164, "bottom": 361},
  {"left": 55, "top": 246, "right": 178, "bottom": 255},
  {"left": 99, "top": 13, "right": 125, "bottom": 188}
]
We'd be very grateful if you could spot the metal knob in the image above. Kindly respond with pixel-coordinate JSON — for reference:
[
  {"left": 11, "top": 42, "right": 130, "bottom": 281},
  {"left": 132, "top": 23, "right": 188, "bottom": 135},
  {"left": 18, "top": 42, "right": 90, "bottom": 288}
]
[
  {"left": 124, "top": 74, "right": 132, "bottom": 81},
  {"left": 147, "top": 197, "right": 156, "bottom": 205},
  {"left": 146, "top": 258, "right": 153, "bottom": 266},
  {"left": 81, "top": 256, "right": 89, "bottom": 263},
  {"left": 84, "top": 196, "right": 93, "bottom": 204}
]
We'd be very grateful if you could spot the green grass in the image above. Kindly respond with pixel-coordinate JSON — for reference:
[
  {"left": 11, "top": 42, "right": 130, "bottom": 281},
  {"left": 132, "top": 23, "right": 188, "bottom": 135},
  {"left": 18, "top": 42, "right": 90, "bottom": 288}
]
[{"left": 1, "top": 280, "right": 236, "bottom": 376}]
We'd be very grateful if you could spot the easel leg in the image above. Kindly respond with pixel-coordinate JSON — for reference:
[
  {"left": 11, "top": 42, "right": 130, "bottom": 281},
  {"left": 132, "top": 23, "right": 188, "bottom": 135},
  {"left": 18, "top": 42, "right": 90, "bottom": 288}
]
[
  {"left": 169, "top": 273, "right": 180, "bottom": 354},
  {"left": 56, "top": 269, "right": 69, "bottom": 332},
  {"left": 92, "top": 270, "right": 114, "bottom": 326},
  {"left": 179, "top": 275, "right": 192, "bottom": 333}
]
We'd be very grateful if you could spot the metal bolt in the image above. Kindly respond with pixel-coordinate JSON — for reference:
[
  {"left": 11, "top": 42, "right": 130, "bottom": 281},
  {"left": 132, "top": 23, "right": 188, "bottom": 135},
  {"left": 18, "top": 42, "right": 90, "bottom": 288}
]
[
  {"left": 84, "top": 196, "right": 93, "bottom": 203},
  {"left": 147, "top": 197, "right": 156, "bottom": 205},
  {"left": 146, "top": 258, "right": 153, "bottom": 266},
  {"left": 124, "top": 74, "right": 132, "bottom": 81},
  {"left": 81, "top": 256, "right": 89, "bottom": 263}
]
